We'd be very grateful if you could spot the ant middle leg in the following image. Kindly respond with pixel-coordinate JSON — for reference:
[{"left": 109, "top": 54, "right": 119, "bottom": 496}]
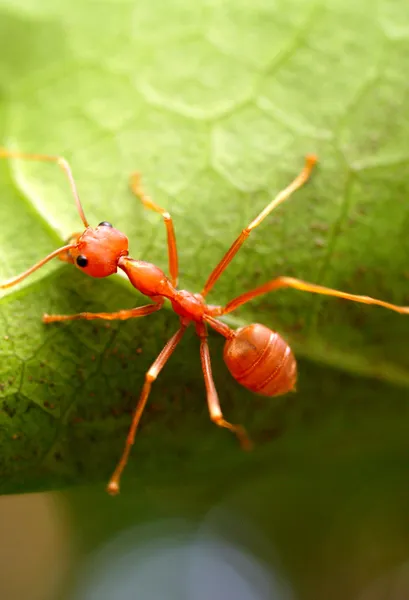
[
  {"left": 129, "top": 172, "right": 178, "bottom": 287},
  {"left": 107, "top": 323, "right": 187, "bottom": 494},
  {"left": 201, "top": 155, "right": 317, "bottom": 297}
]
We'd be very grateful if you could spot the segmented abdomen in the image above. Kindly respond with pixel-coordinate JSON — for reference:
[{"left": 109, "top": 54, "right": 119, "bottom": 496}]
[{"left": 223, "top": 323, "right": 297, "bottom": 397}]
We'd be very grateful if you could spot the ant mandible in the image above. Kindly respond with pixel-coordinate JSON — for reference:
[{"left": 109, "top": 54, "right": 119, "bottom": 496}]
[{"left": 1, "top": 149, "right": 408, "bottom": 494}]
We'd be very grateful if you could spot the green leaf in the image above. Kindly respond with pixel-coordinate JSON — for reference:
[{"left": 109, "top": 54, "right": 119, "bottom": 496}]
[{"left": 0, "top": 0, "right": 409, "bottom": 493}]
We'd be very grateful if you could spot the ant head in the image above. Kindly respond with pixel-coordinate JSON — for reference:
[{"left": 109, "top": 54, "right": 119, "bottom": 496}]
[
  {"left": 0, "top": 160, "right": 131, "bottom": 291},
  {"left": 67, "top": 222, "right": 129, "bottom": 278}
]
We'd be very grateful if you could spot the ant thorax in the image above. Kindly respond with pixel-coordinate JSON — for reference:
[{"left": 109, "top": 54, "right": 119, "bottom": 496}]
[
  {"left": 118, "top": 257, "right": 175, "bottom": 298},
  {"left": 171, "top": 290, "right": 206, "bottom": 321}
]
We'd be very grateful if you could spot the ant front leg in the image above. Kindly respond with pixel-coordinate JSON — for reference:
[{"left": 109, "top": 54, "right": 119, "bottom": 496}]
[
  {"left": 196, "top": 322, "right": 252, "bottom": 450},
  {"left": 43, "top": 299, "right": 164, "bottom": 323},
  {"left": 129, "top": 173, "right": 179, "bottom": 287}
]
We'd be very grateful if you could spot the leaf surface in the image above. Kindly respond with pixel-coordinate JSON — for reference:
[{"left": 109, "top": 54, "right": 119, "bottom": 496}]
[{"left": 0, "top": 0, "right": 408, "bottom": 492}]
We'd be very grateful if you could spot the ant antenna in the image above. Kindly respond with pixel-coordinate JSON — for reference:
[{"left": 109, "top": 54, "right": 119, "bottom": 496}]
[
  {"left": 0, "top": 244, "right": 76, "bottom": 290},
  {"left": 0, "top": 149, "right": 89, "bottom": 228}
]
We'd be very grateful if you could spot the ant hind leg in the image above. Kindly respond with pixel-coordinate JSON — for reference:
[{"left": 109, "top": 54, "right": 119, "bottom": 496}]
[
  {"left": 217, "top": 276, "right": 409, "bottom": 316},
  {"left": 196, "top": 322, "right": 252, "bottom": 450}
]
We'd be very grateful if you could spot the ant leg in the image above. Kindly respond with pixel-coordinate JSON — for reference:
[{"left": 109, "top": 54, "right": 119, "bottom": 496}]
[
  {"left": 43, "top": 299, "right": 164, "bottom": 323},
  {"left": 130, "top": 173, "right": 178, "bottom": 287},
  {"left": 209, "top": 276, "right": 409, "bottom": 316},
  {"left": 196, "top": 322, "right": 252, "bottom": 450},
  {"left": 107, "top": 323, "right": 187, "bottom": 495},
  {"left": 201, "top": 155, "right": 317, "bottom": 297},
  {"left": 0, "top": 148, "right": 89, "bottom": 227}
]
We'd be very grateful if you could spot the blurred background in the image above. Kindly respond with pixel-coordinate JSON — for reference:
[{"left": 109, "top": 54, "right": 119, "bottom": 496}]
[{"left": 1, "top": 0, "right": 409, "bottom": 599}]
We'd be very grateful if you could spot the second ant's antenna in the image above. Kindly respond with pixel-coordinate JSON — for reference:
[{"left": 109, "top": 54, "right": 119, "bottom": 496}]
[{"left": 0, "top": 149, "right": 90, "bottom": 228}]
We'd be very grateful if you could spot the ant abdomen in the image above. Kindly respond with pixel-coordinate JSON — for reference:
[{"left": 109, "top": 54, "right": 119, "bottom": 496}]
[{"left": 223, "top": 323, "right": 297, "bottom": 397}]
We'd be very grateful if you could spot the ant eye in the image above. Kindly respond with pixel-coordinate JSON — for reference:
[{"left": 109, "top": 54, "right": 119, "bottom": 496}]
[
  {"left": 98, "top": 221, "right": 113, "bottom": 228},
  {"left": 76, "top": 255, "right": 88, "bottom": 268}
]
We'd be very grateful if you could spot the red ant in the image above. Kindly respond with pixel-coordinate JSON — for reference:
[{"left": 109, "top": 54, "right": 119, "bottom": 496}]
[{"left": 1, "top": 149, "right": 408, "bottom": 494}]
